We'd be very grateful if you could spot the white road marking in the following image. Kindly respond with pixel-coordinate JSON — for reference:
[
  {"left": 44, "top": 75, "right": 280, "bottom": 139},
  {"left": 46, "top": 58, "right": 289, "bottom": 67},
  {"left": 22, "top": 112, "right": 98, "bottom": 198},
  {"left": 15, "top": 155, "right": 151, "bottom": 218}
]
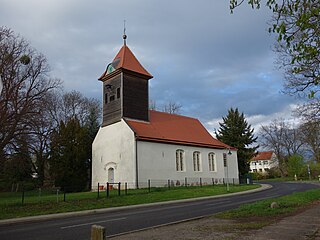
[{"left": 60, "top": 217, "right": 126, "bottom": 229}]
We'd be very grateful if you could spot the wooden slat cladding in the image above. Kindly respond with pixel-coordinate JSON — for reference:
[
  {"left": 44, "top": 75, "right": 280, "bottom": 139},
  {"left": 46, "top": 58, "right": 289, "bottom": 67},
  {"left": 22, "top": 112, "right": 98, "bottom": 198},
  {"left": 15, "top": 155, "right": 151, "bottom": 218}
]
[
  {"left": 101, "top": 70, "right": 150, "bottom": 127},
  {"left": 102, "top": 75, "right": 121, "bottom": 127},
  {"left": 123, "top": 73, "right": 149, "bottom": 122}
]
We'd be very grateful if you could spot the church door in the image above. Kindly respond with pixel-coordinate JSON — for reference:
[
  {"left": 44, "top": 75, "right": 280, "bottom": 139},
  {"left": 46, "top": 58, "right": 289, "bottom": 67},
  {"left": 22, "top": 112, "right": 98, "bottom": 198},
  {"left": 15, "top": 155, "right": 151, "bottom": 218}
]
[{"left": 108, "top": 167, "right": 114, "bottom": 183}]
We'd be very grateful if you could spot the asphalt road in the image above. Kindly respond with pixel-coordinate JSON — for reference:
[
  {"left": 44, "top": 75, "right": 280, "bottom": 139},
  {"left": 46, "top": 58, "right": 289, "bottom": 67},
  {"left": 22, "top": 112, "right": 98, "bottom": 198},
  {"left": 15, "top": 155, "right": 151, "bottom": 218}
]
[{"left": 0, "top": 182, "right": 319, "bottom": 240}]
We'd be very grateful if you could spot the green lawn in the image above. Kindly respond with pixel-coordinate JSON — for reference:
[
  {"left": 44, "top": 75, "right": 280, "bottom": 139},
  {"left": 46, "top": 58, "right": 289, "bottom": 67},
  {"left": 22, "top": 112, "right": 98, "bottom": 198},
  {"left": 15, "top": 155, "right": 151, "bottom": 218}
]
[
  {"left": 0, "top": 184, "right": 259, "bottom": 220},
  {"left": 216, "top": 188, "right": 320, "bottom": 220}
]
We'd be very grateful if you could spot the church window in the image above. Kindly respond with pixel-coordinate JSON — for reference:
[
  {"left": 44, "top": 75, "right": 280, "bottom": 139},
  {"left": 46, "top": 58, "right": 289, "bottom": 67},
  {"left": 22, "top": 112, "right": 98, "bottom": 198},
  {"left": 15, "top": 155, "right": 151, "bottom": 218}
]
[
  {"left": 193, "top": 151, "right": 201, "bottom": 171},
  {"left": 176, "top": 149, "right": 185, "bottom": 172},
  {"left": 117, "top": 88, "right": 120, "bottom": 99},
  {"left": 208, "top": 152, "right": 216, "bottom": 171},
  {"left": 110, "top": 95, "right": 115, "bottom": 102}
]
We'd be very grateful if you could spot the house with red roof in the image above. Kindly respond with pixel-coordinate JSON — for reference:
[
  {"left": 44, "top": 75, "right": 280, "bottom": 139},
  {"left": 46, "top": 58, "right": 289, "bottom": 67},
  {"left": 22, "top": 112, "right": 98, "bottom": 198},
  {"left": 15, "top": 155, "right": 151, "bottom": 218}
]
[
  {"left": 249, "top": 151, "right": 278, "bottom": 173},
  {"left": 92, "top": 35, "right": 239, "bottom": 189}
]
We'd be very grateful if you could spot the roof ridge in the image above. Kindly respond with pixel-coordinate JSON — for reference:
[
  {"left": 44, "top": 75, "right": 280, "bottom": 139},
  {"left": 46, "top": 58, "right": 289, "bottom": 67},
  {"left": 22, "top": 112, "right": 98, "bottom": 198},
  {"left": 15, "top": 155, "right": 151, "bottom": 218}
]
[
  {"left": 149, "top": 110, "right": 197, "bottom": 120},
  {"left": 115, "top": 46, "right": 122, "bottom": 67}
]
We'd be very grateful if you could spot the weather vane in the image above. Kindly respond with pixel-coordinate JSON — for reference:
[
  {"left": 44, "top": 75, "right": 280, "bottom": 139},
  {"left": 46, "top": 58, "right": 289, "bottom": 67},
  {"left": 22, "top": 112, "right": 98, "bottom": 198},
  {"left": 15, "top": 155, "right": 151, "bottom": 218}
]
[{"left": 123, "top": 20, "right": 127, "bottom": 45}]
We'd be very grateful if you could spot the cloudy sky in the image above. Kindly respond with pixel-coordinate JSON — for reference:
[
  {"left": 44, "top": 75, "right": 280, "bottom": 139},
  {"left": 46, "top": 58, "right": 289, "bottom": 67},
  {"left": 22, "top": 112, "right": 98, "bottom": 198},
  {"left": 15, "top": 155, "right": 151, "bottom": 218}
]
[{"left": 1, "top": 0, "right": 301, "bottom": 136}]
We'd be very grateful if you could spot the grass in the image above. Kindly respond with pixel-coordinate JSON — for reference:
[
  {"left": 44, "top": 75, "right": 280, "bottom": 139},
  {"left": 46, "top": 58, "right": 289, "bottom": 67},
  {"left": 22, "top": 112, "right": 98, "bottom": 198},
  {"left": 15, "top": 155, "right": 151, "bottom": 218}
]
[
  {"left": 215, "top": 188, "right": 320, "bottom": 230},
  {"left": 254, "top": 177, "right": 294, "bottom": 182},
  {"left": 0, "top": 184, "right": 259, "bottom": 220}
]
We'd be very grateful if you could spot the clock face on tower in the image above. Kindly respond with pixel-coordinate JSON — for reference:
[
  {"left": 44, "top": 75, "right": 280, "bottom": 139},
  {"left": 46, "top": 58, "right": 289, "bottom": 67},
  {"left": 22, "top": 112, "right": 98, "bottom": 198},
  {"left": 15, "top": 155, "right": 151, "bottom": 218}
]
[{"left": 106, "top": 58, "right": 120, "bottom": 74}]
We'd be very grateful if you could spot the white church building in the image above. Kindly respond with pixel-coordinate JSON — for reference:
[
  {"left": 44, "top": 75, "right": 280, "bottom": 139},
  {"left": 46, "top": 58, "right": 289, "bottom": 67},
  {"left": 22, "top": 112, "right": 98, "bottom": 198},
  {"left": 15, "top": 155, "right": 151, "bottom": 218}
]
[{"left": 92, "top": 36, "right": 239, "bottom": 189}]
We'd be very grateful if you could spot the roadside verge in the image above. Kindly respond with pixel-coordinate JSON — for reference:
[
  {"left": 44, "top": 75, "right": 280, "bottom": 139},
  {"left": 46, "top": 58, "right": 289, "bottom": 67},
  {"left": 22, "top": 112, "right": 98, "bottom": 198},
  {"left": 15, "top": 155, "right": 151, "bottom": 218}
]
[{"left": 0, "top": 183, "right": 271, "bottom": 225}]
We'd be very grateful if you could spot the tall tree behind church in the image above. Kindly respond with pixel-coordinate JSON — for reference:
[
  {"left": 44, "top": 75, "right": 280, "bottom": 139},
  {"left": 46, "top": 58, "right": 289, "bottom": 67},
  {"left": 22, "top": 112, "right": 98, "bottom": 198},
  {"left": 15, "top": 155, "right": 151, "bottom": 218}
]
[
  {"left": 0, "top": 27, "right": 60, "bottom": 168},
  {"left": 50, "top": 118, "right": 90, "bottom": 192},
  {"left": 216, "top": 108, "right": 258, "bottom": 176}
]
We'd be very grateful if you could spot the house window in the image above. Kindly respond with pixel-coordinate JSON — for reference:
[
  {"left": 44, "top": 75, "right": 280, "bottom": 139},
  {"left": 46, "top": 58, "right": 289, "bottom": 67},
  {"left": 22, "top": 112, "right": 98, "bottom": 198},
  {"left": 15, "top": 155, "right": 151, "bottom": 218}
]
[
  {"left": 176, "top": 149, "right": 185, "bottom": 172},
  {"left": 193, "top": 151, "right": 201, "bottom": 171},
  {"left": 117, "top": 87, "right": 120, "bottom": 99},
  {"left": 110, "top": 95, "right": 115, "bottom": 102},
  {"left": 263, "top": 161, "right": 269, "bottom": 165},
  {"left": 208, "top": 152, "right": 215, "bottom": 171}
]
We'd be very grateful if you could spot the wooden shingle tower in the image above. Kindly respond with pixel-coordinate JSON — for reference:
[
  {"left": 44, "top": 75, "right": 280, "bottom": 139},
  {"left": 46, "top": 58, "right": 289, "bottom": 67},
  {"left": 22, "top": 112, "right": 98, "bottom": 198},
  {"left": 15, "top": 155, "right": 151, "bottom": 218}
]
[{"left": 98, "top": 34, "right": 153, "bottom": 126}]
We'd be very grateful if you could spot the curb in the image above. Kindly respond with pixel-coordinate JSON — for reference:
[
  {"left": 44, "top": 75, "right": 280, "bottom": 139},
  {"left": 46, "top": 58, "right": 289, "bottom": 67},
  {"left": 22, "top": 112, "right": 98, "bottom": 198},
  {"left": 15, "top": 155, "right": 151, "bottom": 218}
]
[{"left": 0, "top": 183, "right": 272, "bottom": 225}]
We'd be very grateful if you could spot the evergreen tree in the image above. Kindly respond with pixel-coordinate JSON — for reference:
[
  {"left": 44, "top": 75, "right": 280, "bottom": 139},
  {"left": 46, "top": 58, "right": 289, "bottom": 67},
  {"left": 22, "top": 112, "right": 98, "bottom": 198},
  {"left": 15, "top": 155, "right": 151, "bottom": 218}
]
[
  {"left": 50, "top": 118, "right": 90, "bottom": 192},
  {"left": 4, "top": 137, "right": 33, "bottom": 190},
  {"left": 216, "top": 108, "right": 258, "bottom": 176}
]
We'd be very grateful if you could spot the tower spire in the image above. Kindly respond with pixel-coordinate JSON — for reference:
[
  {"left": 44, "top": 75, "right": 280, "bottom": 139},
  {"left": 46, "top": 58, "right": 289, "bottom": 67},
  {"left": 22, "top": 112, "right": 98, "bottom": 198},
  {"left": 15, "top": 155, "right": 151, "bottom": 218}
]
[{"left": 123, "top": 20, "right": 127, "bottom": 45}]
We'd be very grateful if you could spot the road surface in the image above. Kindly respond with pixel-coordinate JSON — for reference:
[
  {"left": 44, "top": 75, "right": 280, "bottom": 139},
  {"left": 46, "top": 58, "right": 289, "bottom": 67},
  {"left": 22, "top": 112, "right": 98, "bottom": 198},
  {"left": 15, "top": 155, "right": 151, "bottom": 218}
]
[{"left": 0, "top": 182, "right": 318, "bottom": 240}]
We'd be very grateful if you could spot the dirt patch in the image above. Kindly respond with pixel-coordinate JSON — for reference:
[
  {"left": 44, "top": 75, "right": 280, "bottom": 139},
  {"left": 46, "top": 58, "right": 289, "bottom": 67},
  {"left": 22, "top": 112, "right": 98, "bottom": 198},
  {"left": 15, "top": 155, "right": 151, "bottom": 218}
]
[
  {"left": 110, "top": 202, "right": 320, "bottom": 240},
  {"left": 110, "top": 217, "right": 266, "bottom": 240}
]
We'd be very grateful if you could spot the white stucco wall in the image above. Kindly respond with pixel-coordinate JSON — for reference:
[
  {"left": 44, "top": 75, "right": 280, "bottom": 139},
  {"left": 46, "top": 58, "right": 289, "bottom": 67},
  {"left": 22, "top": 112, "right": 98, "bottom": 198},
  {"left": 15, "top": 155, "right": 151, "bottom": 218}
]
[
  {"left": 137, "top": 141, "right": 239, "bottom": 187},
  {"left": 91, "top": 120, "right": 136, "bottom": 190},
  {"left": 250, "top": 153, "right": 279, "bottom": 173}
]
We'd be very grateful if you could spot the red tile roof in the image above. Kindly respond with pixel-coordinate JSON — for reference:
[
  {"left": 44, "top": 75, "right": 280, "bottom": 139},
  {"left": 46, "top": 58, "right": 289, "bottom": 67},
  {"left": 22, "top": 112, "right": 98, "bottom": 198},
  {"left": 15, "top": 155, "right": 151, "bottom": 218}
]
[
  {"left": 252, "top": 151, "right": 274, "bottom": 161},
  {"left": 99, "top": 45, "right": 153, "bottom": 80},
  {"left": 125, "top": 110, "right": 234, "bottom": 149}
]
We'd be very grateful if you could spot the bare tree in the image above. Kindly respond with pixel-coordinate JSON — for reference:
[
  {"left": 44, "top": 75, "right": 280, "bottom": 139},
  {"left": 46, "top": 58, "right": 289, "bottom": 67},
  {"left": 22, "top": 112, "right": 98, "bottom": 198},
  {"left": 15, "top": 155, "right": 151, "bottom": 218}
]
[
  {"left": 46, "top": 90, "right": 101, "bottom": 127},
  {"left": 22, "top": 90, "right": 100, "bottom": 186},
  {"left": 0, "top": 27, "right": 61, "bottom": 160},
  {"left": 294, "top": 98, "right": 320, "bottom": 163},
  {"left": 0, "top": 27, "right": 101, "bottom": 187},
  {"left": 295, "top": 98, "right": 320, "bottom": 122},
  {"left": 299, "top": 120, "right": 320, "bottom": 163},
  {"left": 163, "top": 101, "right": 182, "bottom": 114},
  {"left": 149, "top": 99, "right": 182, "bottom": 114},
  {"left": 259, "top": 119, "right": 305, "bottom": 176}
]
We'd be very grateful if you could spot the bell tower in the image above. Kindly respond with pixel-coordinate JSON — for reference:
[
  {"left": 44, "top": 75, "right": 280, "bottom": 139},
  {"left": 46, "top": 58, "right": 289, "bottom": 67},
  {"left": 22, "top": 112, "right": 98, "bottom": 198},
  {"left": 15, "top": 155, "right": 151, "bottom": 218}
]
[{"left": 99, "top": 34, "right": 153, "bottom": 127}]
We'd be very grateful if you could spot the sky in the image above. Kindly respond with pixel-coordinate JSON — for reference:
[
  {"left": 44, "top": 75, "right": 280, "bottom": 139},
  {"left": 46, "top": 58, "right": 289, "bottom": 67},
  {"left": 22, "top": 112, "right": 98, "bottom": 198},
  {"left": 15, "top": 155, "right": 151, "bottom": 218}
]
[{"left": 0, "top": 0, "right": 301, "bottom": 138}]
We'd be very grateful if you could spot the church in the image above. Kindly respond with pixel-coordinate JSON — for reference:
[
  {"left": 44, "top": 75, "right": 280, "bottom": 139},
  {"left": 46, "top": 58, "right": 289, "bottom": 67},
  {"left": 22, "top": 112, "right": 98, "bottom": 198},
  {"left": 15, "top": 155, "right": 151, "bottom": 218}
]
[{"left": 92, "top": 35, "right": 239, "bottom": 189}]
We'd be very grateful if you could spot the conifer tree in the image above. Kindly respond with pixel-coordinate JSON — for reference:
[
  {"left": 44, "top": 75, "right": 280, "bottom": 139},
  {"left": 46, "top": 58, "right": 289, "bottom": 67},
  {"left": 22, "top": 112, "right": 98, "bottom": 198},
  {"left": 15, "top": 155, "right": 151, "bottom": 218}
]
[
  {"left": 50, "top": 118, "right": 90, "bottom": 192},
  {"left": 216, "top": 108, "right": 258, "bottom": 176}
]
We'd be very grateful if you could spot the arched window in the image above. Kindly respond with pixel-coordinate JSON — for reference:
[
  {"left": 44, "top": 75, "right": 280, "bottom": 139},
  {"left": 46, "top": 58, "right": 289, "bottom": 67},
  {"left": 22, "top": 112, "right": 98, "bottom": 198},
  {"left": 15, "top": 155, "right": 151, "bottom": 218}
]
[
  {"left": 193, "top": 151, "right": 201, "bottom": 171},
  {"left": 176, "top": 149, "right": 185, "bottom": 172},
  {"left": 208, "top": 152, "right": 216, "bottom": 172}
]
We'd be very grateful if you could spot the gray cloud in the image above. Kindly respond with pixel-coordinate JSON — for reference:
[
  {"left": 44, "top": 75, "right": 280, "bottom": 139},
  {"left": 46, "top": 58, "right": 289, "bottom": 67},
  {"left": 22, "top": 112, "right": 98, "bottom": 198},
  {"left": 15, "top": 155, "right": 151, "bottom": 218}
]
[{"left": 0, "top": 0, "right": 300, "bottom": 133}]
